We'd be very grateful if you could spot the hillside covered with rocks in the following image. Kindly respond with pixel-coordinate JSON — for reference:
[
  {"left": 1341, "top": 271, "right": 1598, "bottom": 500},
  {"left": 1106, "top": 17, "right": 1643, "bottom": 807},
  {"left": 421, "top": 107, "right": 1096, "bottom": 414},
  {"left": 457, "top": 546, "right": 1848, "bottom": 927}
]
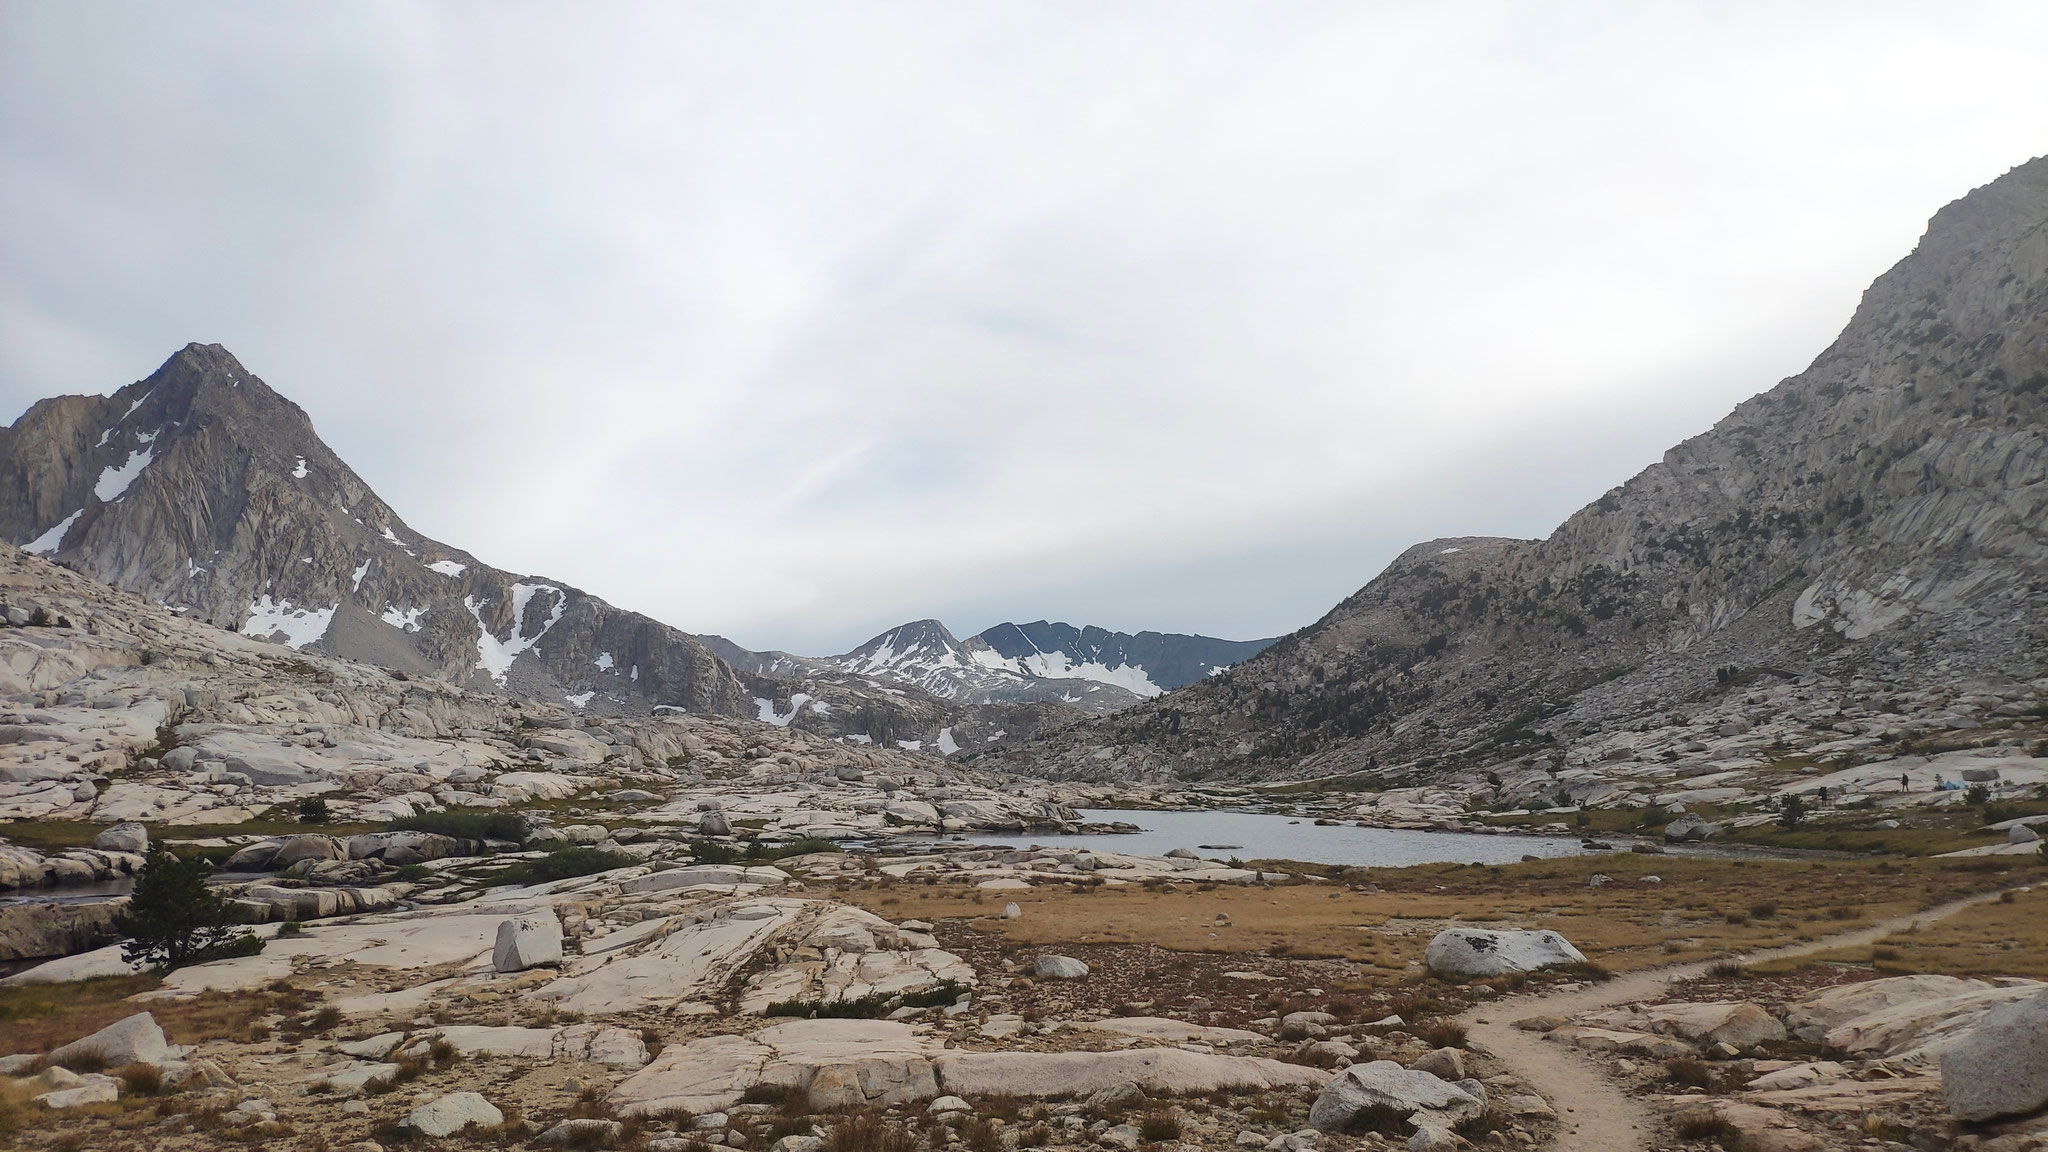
[{"left": 994, "top": 156, "right": 2048, "bottom": 788}]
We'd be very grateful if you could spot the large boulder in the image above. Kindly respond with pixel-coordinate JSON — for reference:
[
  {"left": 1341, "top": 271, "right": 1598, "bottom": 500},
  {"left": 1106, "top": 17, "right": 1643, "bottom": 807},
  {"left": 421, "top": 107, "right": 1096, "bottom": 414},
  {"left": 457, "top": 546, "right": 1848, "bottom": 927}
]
[
  {"left": 269, "top": 835, "right": 343, "bottom": 868},
  {"left": 0, "top": 899, "right": 125, "bottom": 962},
  {"left": 1941, "top": 986, "right": 2048, "bottom": 1121},
  {"left": 1033, "top": 955, "right": 1089, "bottom": 980},
  {"left": 700, "top": 810, "right": 732, "bottom": 837},
  {"left": 48, "top": 1011, "right": 170, "bottom": 1068},
  {"left": 223, "top": 840, "right": 284, "bottom": 871},
  {"left": 91, "top": 823, "right": 148, "bottom": 854},
  {"left": 1580, "top": 1002, "right": 1786, "bottom": 1049},
  {"left": 1423, "top": 929, "right": 1586, "bottom": 978},
  {"left": 1664, "top": 813, "right": 1720, "bottom": 842},
  {"left": 347, "top": 831, "right": 461, "bottom": 865},
  {"left": 494, "top": 914, "right": 564, "bottom": 973},
  {"left": 2012, "top": 824, "right": 2041, "bottom": 845},
  {"left": 403, "top": 1091, "right": 504, "bottom": 1137},
  {"left": 1309, "top": 1061, "right": 1485, "bottom": 1133},
  {"left": 1785, "top": 975, "right": 2047, "bottom": 1061}
]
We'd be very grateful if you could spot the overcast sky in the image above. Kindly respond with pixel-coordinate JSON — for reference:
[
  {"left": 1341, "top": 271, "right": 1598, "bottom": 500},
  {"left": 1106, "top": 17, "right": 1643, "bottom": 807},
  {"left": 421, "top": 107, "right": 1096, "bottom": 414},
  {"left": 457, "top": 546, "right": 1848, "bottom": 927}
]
[{"left": 4, "top": 3, "right": 2046, "bottom": 655}]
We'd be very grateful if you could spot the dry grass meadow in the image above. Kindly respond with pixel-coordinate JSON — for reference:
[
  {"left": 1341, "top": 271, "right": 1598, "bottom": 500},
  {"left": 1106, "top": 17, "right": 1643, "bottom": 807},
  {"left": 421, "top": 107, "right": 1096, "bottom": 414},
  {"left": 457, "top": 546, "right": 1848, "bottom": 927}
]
[{"left": 838, "top": 851, "right": 2042, "bottom": 979}]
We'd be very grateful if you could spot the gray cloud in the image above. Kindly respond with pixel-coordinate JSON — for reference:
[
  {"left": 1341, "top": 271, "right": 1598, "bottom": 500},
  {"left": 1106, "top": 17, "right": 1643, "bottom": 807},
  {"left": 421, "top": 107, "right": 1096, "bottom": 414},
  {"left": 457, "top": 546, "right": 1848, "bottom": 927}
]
[{"left": 5, "top": 1, "right": 2047, "bottom": 653}]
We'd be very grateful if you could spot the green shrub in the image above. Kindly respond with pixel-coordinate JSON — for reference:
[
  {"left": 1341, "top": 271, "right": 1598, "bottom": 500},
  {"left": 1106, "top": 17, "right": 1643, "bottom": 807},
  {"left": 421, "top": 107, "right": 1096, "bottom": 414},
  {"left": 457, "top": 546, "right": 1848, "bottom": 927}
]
[
  {"left": 689, "top": 840, "right": 739, "bottom": 864},
  {"left": 499, "top": 846, "right": 633, "bottom": 886},
  {"left": 386, "top": 811, "right": 528, "bottom": 843},
  {"left": 296, "top": 796, "right": 330, "bottom": 824}
]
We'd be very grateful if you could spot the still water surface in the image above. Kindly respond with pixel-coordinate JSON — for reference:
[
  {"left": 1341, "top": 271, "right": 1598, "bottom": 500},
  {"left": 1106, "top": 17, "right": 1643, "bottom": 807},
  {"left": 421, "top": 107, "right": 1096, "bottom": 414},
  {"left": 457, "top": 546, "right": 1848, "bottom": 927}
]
[{"left": 966, "top": 808, "right": 1592, "bottom": 868}]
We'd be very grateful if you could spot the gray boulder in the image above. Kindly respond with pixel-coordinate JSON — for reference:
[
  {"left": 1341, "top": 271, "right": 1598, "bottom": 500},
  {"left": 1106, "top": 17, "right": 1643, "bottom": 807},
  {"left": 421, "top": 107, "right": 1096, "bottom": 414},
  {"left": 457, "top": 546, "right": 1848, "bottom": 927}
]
[
  {"left": 1941, "top": 986, "right": 2048, "bottom": 1121},
  {"left": 1309, "top": 1061, "right": 1483, "bottom": 1133},
  {"left": 91, "top": 823, "right": 148, "bottom": 854},
  {"left": 48, "top": 1011, "right": 170, "bottom": 1068},
  {"left": 1409, "top": 1048, "right": 1466, "bottom": 1082},
  {"left": 1664, "top": 813, "right": 1720, "bottom": 842},
  {"left": 493, "top": 914, "right": 564, "bottom": 973},
  {"left": 223, "top": 840, "right": 284, "bottom": 871},
  {"left": 347, "top": 831, "right": 460, "bottom": 865},
  {"left": 1033, "top": 955, "right": 1089, "bottom": 980},
  {"left": 403, "top": 1091, "right": 504, "bottom": 1137},
  {"left": 699, "top": 810, "right": 732, "bottom": 837},
  {"left": 1423, "top": 929, "right": 1587, "bottom": 978},
  {"left": 269, "top": 834, "right": 342, "bottom": 867},
  {"left": 2012, "top": 824, "right": 2040, "bottom": 845}
]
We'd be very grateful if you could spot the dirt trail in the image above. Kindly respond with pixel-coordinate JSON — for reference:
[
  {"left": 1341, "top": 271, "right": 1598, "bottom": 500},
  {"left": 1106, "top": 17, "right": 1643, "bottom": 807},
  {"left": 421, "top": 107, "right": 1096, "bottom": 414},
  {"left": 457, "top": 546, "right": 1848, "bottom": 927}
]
[{"left": 1455, "top": 885, "right": 2023, "bottom": 1152}]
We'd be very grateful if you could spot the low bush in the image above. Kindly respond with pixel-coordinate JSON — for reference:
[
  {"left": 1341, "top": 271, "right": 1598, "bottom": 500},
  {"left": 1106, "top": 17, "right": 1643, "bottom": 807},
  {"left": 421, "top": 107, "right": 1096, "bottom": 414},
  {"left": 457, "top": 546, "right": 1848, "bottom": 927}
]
[
  {"left": 1335, "top": 1102, "right": 1409, "bottom": 1135},
  {"left": 764, "top": 980, "right": 967, "bottom": 1020},
  {"left": 825, "top": 1114, "right": 917, "bottom": 1152},
  {"left": 961, "top": 1117, "right": 1002, "bottom": 1152},
  {"left": 386, "top": 811, "right": 528, "bottom": 844},
  {"left": 1666, "top": 1058, "right": 1721, "bottom": 1090},
  {"left": 499, "top": 845, "right": 634, "bottom": 885},
  {"left": 113, "top": 1062, "right": 165, "bottom": 1096},
  {"left": 744, "top": 837, "right": 840, "bottom": 862},
  {"left": 689, "top": 840, "right": 739, "bottom": 864},
  {"left": 1673, "top": 1112, "right": 1741, "bottom": 1148},
  {"left": 1137, "top": 1112, "right": 1184, "bottom": 1141},
  {"left": 1412, "top": 1018, "right": 1468, "bottom": 1049}
]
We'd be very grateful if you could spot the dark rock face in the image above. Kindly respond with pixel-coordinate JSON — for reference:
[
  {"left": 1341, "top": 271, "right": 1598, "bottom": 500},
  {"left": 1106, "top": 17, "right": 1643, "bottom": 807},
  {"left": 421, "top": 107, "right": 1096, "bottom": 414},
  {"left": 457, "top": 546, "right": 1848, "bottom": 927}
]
[
  {"left": 972, "top": 621, "right": 1276, "bottom": 693},
  {"left": 0, "top": 343, "right": 750, "bottom": 718},
  {"left": 1000, "top": 156, "right": 2048, "bottom": 782}
]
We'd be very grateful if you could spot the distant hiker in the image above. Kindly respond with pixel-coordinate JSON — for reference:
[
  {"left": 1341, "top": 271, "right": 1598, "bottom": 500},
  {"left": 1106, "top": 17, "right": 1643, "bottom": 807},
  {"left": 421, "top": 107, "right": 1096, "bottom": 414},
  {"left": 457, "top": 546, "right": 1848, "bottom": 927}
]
[
  {"left": 1901, "top": 773, "right": 1910, "bottom": 791},
  {"left": 1818, "top": 786, "right": 1830, "bottom": 807}
]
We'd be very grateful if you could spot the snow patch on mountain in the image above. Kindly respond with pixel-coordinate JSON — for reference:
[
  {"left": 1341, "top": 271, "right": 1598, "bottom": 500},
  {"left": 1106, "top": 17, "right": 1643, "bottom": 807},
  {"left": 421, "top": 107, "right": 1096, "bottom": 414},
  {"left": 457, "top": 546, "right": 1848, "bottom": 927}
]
[
  {"left": 428, "top": 560, "right": 466, "bottom": 577},
  {"left": 1011, "top": 651, "right": 1162, "bottom": 697},
  {"left": 465, "top": 582, "right": 565, "bottom": 684},
  {"left": 246, "top": 596, "right": 336, "bottom": 650},
  {"left": 94, "top": 447, "right": 155, "bottom": 502},
  {"left": 381, "top": 605, "right": 426, "bottom": 633},
  {"left": 351, "top": 559, "right": 371, "bottom": 590},
  {"left": 22, "top": 511, "right": 82, "bottom": 556},
  {"left": 755, "top": 693, "right": 813, "bottom": 726}
]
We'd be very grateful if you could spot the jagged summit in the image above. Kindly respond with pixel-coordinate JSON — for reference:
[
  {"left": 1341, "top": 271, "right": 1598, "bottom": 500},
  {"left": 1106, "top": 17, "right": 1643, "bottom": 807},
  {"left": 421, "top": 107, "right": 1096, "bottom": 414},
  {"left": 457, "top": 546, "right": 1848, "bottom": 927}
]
[{"left": 2, "top": 343, "right": 748, "bottom": 716}]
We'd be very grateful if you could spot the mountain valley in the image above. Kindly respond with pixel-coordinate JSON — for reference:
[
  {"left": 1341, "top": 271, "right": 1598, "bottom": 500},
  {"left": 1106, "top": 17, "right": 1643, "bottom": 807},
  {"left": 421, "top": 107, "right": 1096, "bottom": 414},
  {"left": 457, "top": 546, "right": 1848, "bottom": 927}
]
[{"left": 0, "top": 156, "right": 2045, "bottom": 1152}]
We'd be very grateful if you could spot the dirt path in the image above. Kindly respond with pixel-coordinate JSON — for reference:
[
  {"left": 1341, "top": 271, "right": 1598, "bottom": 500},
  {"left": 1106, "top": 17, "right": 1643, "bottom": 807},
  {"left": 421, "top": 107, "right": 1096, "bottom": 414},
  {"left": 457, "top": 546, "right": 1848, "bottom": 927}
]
[{"left": 1455, "top": 885, "right": 2022, "bottom": 1152}]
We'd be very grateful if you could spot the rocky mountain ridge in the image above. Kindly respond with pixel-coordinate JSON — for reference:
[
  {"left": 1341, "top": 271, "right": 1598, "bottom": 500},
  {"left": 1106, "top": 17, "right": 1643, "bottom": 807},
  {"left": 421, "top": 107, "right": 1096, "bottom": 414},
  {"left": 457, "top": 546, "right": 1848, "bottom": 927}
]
[
  {"left": 704, "top": 618, "right": 1274, "bottom": 717},
  {"left": 2, "top": 346, "right": 1268, "bottom": 756},
  {"left": 0, "top": 344, "right": 754, "bottom": 720},
  {"left": 991, "top": 156, "right": 2048, "bottom": 784}
]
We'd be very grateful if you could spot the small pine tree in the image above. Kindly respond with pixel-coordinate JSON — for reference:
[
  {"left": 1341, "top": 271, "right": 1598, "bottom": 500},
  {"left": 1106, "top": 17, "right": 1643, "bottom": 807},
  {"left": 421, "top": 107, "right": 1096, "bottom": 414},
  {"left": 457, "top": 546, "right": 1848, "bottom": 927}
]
[
  {"left": 297, "top": 796, "right": 329, "bottom": 824},
  {"left": 116, "top": 846, "right": 264, "bottom": 971},
  {"left": 1778, "top": 793, "right": 1807, "bottom": 831}
]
